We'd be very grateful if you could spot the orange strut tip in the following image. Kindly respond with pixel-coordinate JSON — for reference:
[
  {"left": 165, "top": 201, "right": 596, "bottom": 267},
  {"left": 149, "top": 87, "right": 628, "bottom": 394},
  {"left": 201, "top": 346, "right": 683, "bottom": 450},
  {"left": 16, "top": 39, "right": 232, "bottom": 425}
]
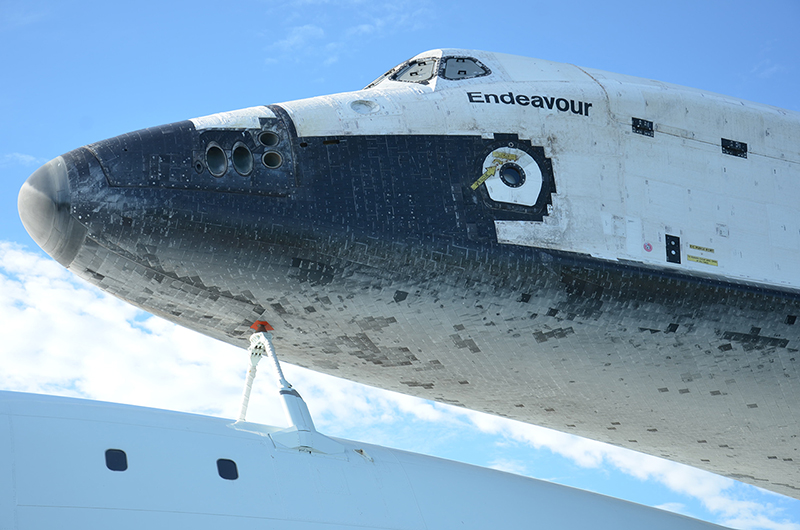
[{"left": 250, "top": 320, "right": 274, "bottom": 332}]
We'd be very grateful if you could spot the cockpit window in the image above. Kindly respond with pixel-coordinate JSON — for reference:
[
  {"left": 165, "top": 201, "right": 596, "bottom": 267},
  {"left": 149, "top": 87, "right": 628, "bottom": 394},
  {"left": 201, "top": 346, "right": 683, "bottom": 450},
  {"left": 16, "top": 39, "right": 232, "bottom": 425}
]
[
  {"left": 392, "top": 58, "right": 438, "bottom": 83},
  {"left": 364, "top": 69, "right": 393, "bottom": 90},
  {"left": 364, "top": 55, "right": 491, "bottom": 89},
  {"left": 441, "top": 57, "right": 490, "bottom": 80}
]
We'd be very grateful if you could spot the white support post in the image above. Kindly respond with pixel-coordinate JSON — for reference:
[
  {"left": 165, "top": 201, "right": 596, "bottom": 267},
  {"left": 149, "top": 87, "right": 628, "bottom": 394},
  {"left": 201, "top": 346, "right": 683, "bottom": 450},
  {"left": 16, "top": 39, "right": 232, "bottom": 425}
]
[
  {"left": 232, "top": 330, "right": 343, "bottom": 454},
  {"left": 241, "top": 331, "right": 316, "bottom": 433},
  {"left": 237, "top": 347, "right": 262, "bottom": 422}
]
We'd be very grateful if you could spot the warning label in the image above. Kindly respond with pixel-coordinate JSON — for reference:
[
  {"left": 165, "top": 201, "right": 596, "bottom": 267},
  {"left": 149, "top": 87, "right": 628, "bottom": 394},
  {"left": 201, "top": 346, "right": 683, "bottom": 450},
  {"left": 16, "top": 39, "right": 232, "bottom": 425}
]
[{"left": 687, "top": 255, "right": 718, "bottom": 267}]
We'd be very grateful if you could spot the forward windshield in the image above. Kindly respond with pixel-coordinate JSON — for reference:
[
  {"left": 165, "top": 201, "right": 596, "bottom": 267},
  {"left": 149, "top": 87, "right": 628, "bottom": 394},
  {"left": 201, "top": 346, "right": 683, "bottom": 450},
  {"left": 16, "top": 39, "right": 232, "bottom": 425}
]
[{"left": 364, "top": 55, "right": 490, "bottom": 89}]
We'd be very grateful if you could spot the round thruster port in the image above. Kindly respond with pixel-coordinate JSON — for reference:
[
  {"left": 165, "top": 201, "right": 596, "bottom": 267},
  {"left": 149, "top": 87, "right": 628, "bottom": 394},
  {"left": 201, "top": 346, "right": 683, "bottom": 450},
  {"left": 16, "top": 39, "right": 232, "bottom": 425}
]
[
  {"left": 232, "top": 142, "right": 254, "bottom": 176},
  {"left": 262, "top": 151, "right": 283, "bottom": 169},
  {"left": 206, "top": 144, "right": 227, "bottom": 177},
  {"left": 259, "top": 131, "right": 280, "bottom": 147},
  {"left": 499, "top": 163, "right": 525, "bottom": 188},
  {"left": 194, "top": 160, "right": 204, "bottom": 174}
]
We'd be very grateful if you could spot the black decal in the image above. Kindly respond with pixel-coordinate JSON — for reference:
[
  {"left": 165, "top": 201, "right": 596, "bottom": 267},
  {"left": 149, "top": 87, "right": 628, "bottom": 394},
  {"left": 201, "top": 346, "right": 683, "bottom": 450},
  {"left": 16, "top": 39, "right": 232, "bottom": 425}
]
[
  {"left": 722, "top": 138, "right": 747, "bottom": 158},
  {"left": 666, "top": 235, "right": 681, "bottom": 264},
  {"left": 632, "top": 117, "right": 654, "bottom": 137},
  {"left": 467, "top": 92, "right": 592, "bottom": 117}
]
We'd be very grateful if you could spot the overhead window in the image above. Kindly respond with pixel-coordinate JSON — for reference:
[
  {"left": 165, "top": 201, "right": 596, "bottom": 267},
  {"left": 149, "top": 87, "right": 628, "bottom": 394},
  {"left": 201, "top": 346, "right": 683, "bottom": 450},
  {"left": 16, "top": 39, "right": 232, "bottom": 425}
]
[
  {"left": 392, "top": 58, "right": 438, "bottom": 83},
  {"left": 441, "top": 57, "right": 490, "bottom": 80}
]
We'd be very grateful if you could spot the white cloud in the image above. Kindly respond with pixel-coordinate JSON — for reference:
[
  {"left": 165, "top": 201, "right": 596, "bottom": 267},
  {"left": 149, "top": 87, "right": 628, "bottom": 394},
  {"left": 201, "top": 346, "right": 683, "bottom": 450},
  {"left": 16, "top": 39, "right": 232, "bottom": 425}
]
[
  {"left": 750, "top": 60, "right": 785, "bottom": 79},
  {"left": 656, "top": 502, "right": 691, "bottom": 515},
  {"left": 273, "top": 24, "right": 326, "bottom": 54},
  {"left": 451, "top": 406, "right": 800, "bottom": 530},
  {"left": 1, "top": 153, "right": 46, "bottom": 167},
  {"left": 0, "top": 242, "right": 798, "bottom": 530},
  {"left": 0, "top": 3, "right": 48, "bottom": 31},
  {"left": 346, "top": 23, "right": 377, "bottom": 37},
  {"left": 0, "top": 242, "right": 245, "bottom": 417},
  {"left": 747, "top": 39, "right": 789, "bottom": 81},
  {"left": 260, "top": 2, "right": 434, "bottom": 67},
  {"left": 488, "top": 457, "right": 530, "bottom": 476}
]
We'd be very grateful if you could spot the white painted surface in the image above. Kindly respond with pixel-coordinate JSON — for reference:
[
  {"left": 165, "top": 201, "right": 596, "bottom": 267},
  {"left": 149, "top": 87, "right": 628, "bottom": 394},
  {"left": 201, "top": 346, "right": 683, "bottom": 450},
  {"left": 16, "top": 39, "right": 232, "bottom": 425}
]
[
  {"left": 269, "top": 48, "right": 800, "bottom": 291},
  {"left": 0, "top": 391, "right": 729, "bottom": 529},
  {"left": 190, "top": 106, "right": 275, "bottom": 130}
]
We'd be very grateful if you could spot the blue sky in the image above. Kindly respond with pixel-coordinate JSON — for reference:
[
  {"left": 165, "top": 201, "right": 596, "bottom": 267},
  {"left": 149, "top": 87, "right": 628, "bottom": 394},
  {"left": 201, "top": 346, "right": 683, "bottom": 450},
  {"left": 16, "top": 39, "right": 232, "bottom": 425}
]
[{"left": 1, "top": 1, "right": 799, "bottom": 528}]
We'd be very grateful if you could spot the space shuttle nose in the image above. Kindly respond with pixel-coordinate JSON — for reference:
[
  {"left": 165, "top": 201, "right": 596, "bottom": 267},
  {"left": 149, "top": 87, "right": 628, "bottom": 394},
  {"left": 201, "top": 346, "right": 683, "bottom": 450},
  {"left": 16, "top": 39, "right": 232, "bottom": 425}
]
[{"left": 18, "top": 157, "right": 87, "bottom": 267}]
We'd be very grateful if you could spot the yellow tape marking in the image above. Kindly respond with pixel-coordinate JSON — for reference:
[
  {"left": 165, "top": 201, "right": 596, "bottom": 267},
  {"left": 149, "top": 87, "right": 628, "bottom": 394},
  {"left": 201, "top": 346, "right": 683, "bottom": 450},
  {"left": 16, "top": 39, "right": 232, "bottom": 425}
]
[
  {"left": 471, "top": 166, "right": 496, "bottom": 190},
  {"left": 689, "top": 244, "right": 715, "bottom": 253},
  {"left": 493, "top": 151, "right": 519, "bottom": 161},
  {"left": 470, "top": 150, "right": 520, "bottom": 190},
  {"left": 687, "top": 255, "right": 718, "bottom": 266}
]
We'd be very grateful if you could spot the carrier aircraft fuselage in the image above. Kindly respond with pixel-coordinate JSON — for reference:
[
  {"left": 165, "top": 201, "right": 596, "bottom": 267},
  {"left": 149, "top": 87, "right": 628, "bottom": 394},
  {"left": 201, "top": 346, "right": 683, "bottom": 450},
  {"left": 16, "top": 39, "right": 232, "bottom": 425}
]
[{"left": 18, "top": 49, "right": 800, "bottom": 498}]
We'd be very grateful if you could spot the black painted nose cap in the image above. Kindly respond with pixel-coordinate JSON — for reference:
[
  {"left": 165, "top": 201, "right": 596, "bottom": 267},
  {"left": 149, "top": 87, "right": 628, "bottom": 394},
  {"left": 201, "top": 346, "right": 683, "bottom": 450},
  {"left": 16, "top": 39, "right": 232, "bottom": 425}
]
[{"left": 18, "top": 156, "right": 87, "bottom": 267}]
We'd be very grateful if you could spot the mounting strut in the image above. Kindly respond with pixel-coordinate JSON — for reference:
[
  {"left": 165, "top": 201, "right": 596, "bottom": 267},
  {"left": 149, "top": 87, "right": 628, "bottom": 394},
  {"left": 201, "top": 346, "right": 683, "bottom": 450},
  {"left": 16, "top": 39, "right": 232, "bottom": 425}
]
[{"left": 237, "top": 328, "right": 316, "bottom": 435}]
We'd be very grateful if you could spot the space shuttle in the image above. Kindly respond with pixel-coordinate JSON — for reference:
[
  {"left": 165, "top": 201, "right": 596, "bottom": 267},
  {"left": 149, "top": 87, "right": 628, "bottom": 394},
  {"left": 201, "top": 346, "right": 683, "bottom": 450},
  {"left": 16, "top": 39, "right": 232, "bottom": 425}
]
[{"left": 17, "top": 48, "right": 800, "bottom": 503}]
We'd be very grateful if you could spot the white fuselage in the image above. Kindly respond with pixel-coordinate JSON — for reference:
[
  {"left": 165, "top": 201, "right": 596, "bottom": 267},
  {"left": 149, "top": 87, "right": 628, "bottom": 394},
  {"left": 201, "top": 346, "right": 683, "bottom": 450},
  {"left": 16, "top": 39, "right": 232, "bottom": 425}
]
[{"left": 0, "top": 391, "right": 728, "bottom": 529}]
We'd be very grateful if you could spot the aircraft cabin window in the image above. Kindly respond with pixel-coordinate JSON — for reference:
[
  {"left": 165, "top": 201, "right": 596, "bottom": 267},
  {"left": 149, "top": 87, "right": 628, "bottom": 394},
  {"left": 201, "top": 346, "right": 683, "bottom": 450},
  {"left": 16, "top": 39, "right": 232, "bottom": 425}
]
[
  {"left": 441, "top": 57, "right": 490, "bottom": 80},
  {"left": 392, "top": 58, "right": 438, "bottom": 83},
  {"left": 217, "top": 458, "right": 239, "bottom": 480},
  {"left": 105, "top": 449, "right": 128, "bottom": 471}
]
